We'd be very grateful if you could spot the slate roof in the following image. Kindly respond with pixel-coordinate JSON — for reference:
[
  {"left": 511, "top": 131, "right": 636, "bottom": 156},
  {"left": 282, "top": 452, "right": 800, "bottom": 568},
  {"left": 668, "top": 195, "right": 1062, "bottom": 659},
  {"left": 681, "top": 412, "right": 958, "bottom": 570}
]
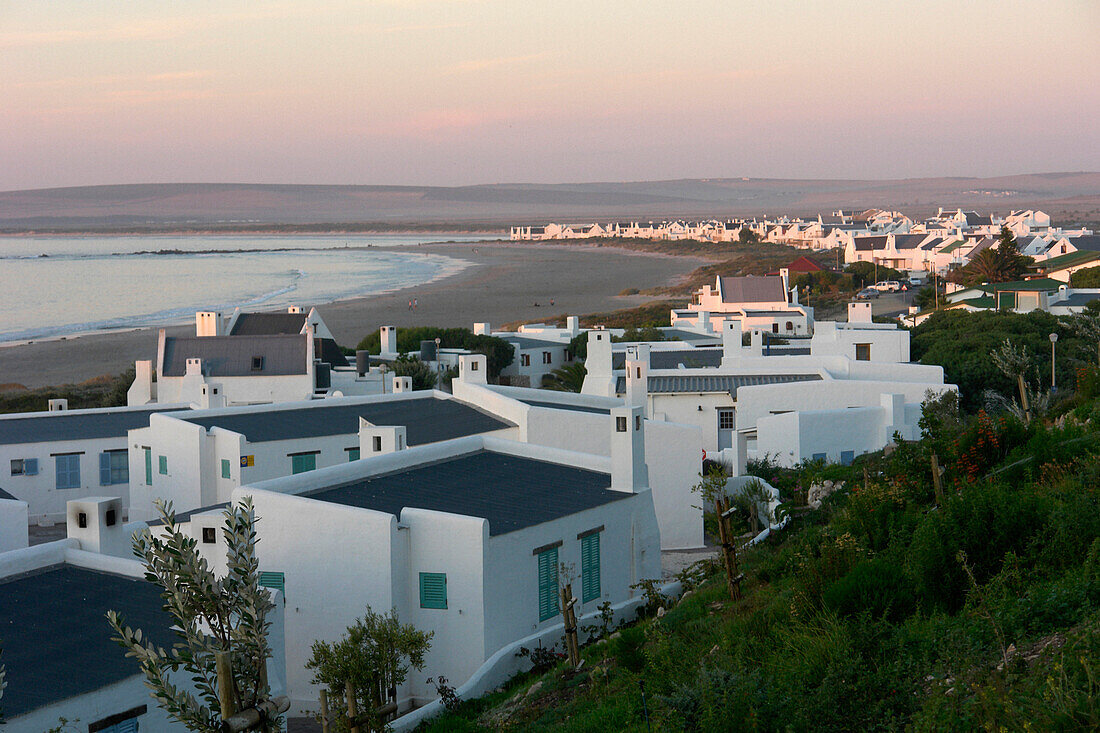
[
  {"left": 0, "top": 487, "right": 17, "bottom": 500},
  {"left": 614, "top": 373, "right": 822, "bottom": 396},
  {"left": 1054, "top": 292, "right": 1100, "bottom": 307},
  {"left": 716, "top": 276, "right": 786, "bottom": 304},
  {"left": 315, "top": 337, "right": 351, "bottom": 368},
  {"left": 1067, "top": 235, "right": 1100, "bottom": 253},
  {"left": 893, "top": 234, "right": 930, "bottom": 250},
  {"left": 612, "top": 349, "right": 724, "bottom": 370},
  {"left": 162, "top": 334, "right": 307, "bottom": 377},
  {"left": 306, "top": 450, "right": 626, "bottom": 535},
  {"left": 0, "top": 565, "right": 176, "bottom": 717},
  {"left": 518, "top": 399, "right": 611, "bottom": 415},
  {"left": 228, "top": 312, "right": 308, "bottom": 336},
  {"left": 179, "top": 396, "right": 513, "bottom": 444},
  {"left": 659, "top": 329, "right": 722, "bottom": 344},
  {"left": 501, "top": 335, "right": 562, "bottom": 350},
  {"left": 853, "top": 235, "right": 888, "bottom": 251},
  {"left": 0, "top": 406, "right": 187, "bottom": 446},
  {"left": 965, "top": 212, "right": 993, "bottom": 227}
]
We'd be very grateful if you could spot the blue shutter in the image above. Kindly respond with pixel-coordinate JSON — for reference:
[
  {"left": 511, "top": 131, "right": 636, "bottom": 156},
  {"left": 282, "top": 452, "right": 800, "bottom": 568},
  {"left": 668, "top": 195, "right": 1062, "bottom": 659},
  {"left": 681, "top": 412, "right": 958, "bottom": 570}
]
[
  {"left": 419, "top": 572, "right": 448, "bottom": 609},
  {"left": 99, "top": 452, "right": 112, "bottom": 485},
  {"left": 841, "top": 450, "right": 855, "bottom": 466},
  {"left": 538, "top": 547, "right": 559, "bottom": 622},
  {"left": 24, "top": 458, "right": 38, "bottom": 476},
  {"left": 581, "top": 533, "right": 601, "bottom": 603},
  {"left": 812, "top": 453, "right": 827, "bottom": 462}
]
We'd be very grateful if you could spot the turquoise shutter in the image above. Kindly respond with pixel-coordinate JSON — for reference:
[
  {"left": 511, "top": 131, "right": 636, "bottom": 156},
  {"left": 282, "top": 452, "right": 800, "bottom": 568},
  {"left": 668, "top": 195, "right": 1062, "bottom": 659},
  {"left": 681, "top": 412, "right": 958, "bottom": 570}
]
[
  {"left": 581, "top": 533, "right": 601, "bottom": 603},
  {"left": 221, "top": 459, "right": 231, "bottom": 479},
  {"left": 538, "top": 547, "right": 559, "bottom": 621},
  {"left": 419, "top": 572, "right": 448, "bottom": 609},
  {"left": 99, "top": 452, "right": 112, "bottom": 485},
  {"left": 144, "top": 448, "right": 152, "bottom": 485},
  {"left": 259, "top": 571, "right": 285, "bottom": 598}
]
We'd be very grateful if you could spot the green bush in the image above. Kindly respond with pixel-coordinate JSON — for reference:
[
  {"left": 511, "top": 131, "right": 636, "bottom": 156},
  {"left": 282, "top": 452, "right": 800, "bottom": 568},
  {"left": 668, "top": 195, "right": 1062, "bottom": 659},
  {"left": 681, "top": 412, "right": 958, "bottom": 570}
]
[
  {"left": 823, "top": 560, "right": 915, "bottom": 622},
  {"left": 356, "top": 327, "right": 514, "bottom": 377},
  {"left": 609, "top": 626, "right": 646, "bottom": 674}
]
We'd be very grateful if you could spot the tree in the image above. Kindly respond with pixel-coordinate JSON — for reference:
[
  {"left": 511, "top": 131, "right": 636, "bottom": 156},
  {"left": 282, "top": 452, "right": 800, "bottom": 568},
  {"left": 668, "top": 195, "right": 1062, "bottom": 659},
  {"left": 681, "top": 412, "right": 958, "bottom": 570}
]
[
  {"left": 738, "top": 228, "right": 760, "bottom": 245},
  {"left": 948, "top": 227, "right": 1032, "bottom": 286},
  {"left": 391, "top": 355, "right": 438, "bottom": 390},
  {"left": 541, "top": 362, "right": 587, "bottom": 392},
  {"left": 356, "top": 328, "right": 514, "bottom": 378},
  {"left": 306, "top": 607, "right": 432, "bottom": 732},
  {"left": 1070, "top": 266, "right": 1100, "bottom": 289},
  {"left": 107, "top": 499, "right": 283, "bottom": 732}
]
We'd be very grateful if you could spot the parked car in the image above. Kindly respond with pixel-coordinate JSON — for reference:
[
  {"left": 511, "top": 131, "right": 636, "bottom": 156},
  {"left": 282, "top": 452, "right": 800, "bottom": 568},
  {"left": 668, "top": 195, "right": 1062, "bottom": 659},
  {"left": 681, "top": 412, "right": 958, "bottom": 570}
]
[
  {"left": 872, "top": 280, "right": 903, "bottom": 292},
  {"left": 856, "top": 288, "right": 880, "bottom": 300}
]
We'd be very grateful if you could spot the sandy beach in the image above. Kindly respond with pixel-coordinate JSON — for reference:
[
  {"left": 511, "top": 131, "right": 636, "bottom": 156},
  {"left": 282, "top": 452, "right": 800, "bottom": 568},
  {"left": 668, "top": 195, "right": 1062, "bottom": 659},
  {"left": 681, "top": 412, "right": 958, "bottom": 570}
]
[{"left": 0, "top": 242, "right": 705, "bottom": 389}]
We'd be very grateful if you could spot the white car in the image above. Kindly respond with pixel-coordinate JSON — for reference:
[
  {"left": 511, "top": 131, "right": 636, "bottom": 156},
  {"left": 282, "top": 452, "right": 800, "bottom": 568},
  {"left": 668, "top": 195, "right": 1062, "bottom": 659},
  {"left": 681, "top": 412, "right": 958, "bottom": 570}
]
[{"left": 872, "top": 280, "right": 902, "bottom": 292}]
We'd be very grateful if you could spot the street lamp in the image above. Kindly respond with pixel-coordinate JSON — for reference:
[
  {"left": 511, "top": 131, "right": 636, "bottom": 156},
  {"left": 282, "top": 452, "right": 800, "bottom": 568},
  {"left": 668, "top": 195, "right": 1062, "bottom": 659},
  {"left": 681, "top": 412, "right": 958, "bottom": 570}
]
[{"left": 1050, "top": 333, "right": 1059, "bottom": 391}]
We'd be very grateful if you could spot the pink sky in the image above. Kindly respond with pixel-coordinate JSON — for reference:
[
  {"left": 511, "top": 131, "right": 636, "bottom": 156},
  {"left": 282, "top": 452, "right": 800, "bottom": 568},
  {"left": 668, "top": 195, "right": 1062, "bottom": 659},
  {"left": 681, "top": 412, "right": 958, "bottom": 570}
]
[{"left": 2, "top": 0, "right": 1098, "bottom": 190}]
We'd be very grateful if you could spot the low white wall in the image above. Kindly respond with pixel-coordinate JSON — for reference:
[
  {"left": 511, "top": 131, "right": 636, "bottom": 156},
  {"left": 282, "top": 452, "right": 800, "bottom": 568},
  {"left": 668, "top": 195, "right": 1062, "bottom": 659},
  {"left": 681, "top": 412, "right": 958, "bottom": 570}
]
[{"left": 0, "top": 497, "right": 29, "bottom": 552}]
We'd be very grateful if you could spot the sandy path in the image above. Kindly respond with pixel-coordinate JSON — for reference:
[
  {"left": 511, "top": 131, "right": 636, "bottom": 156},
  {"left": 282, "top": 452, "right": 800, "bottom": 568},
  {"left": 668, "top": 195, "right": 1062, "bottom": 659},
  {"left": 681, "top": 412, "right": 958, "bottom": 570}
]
[{"left": 0, "top": 242, "right": 704, "bottom": 389}]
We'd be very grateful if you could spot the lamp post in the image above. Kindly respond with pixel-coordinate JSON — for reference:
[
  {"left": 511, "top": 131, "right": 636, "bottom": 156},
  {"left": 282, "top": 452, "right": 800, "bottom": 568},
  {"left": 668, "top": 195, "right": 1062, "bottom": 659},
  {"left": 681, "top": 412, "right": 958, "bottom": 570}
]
[{"left": 1050, "top": 332, "right": 1059, "bottom": 391}]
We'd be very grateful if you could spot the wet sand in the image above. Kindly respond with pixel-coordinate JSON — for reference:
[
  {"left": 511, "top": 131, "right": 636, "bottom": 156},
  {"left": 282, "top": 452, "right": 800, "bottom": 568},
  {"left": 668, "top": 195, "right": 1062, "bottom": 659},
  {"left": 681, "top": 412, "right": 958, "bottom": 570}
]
[{"left": 0, "top": 242, "right": 705, "bottom": 389}]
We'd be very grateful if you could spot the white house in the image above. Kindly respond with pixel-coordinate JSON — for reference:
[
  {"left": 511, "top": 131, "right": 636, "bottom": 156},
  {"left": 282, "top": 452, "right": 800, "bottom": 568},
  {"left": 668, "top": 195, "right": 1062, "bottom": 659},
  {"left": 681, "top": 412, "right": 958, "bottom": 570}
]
[
  {"left": 216, "top": 408, "right": 661, "bottom": 716},
  {"left": 0, "top": 401, "right": 189, "bottom": 523},
  {"left": 0, "top": 533, "right": 288, "bottom": 731},
  {"left": 671, "top": 272, "right": 814, "bottom": 336},
  {"left": 126, "top": 389, "right": 518, "bottom": 522}
]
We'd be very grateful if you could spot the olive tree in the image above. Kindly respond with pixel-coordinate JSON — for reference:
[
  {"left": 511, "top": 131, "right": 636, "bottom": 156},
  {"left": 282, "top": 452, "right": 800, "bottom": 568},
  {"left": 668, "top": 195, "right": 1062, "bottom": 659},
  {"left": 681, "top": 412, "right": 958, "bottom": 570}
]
[
  {"left": 306, "top": 607, "right": 432, "bottom": 732},
  {"left": 107, "top": 498, "right": 283, "bottom": 732}
]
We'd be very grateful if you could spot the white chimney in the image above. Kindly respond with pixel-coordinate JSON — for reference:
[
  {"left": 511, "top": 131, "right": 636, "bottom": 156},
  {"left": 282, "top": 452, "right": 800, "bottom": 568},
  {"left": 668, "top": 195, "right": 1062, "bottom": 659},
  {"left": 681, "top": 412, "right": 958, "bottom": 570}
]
[
  {"left": 67, "top": 497, "right": 129, "bottom": 557},
  {"left": 721, "top": 320, "right": 743, "bottom": 363},
  {"left": 848, "top": 301, "right": 873, "bottom": 323},
  {"left": 129, "top": 360, "right": 155, "bottom": 405},
  {"left": 698, "top": 311, "right": 712, "bottom": 333},
  {"left": 459, "top": 354, "right": 487, "bottom": 384},
  {"left": 186, "top": 358, "right": 203, "bottom": 376},
  {"left": 780, "top": 268, "right": 790, "bottom": 297},
  {"left": 195, "top": 311, "right": 222, "bottom": 337},
  {"left": 200, "top": 383, "right": 226, "bottom": 409},
  {"left": 380, "top": 326, "right": 398, "bottom": 357},
  {"left": 287, "top": 305, "right": 303, "bottom": 314},
  {"left": 624, "top": 345, "right": 649, "bottom": 411},
  {"left": 566, "top": 316, "right": 580, "bottom": 335},
  {"left": 473, "top": 322, "right": 491, "bottom": 336},
  {"left": 584, "top": 328, "right": 615, "bottom": 396},
  {"left": 610, "top": 405, "right": 648, "bottom": 492},
  {"left": 359, "top": 418, "right": 407, "bottom": 454},
  {"left": 48, "top": 398, "right": 69, "bottom": 412},
  {"left": 749, "top": 329, "right": 763, "bottom": 356},
  {"left": 392, "top": 375, "right": 413, "bottom": 393}
]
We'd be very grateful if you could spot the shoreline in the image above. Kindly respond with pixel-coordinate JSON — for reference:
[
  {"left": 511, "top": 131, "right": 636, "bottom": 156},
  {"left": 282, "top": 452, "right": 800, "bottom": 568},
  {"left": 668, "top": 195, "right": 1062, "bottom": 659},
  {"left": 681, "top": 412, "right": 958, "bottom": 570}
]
[{"left": 0, "top": 241, "right": 705, "bottom": 389}]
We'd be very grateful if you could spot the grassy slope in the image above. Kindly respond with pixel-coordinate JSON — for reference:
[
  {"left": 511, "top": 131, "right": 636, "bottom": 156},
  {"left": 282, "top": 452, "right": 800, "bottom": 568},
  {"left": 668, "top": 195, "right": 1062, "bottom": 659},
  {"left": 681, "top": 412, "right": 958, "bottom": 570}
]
[
  {"left": 0, "top": 368, "right": 133, "bottom": 414},
  {"left": 419, "top": 388, "right": 1100, "bottom": 732}
]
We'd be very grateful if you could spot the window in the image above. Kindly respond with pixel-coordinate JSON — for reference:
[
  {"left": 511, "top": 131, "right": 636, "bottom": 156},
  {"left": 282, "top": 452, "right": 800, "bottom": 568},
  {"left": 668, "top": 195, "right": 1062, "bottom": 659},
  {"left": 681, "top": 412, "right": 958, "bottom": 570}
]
[
  {"left": 542, "top": 351, "right": 552, "bottom": 364},
  {"left": 855, "top": 343, "right": 871, "bottom": 361},
  {"left": 840, "top": 450, "right": 855, "bottom": 466},
  {"left": 771, "top": 323, "right": 779, "bottom": 333},
  {"left": 521, "top": 354, "right": 531, "bottom": 367},
  {"left": 581, "top": 531, "right": 601, "bottom": 603},
  {"left": 259, "top": 571, "right": 285, "bottom": 598},
  {"left": 471, "top": 361, "right": 479, "bottom": 371},
  {"left": 537, "top": 546, "right": 559, "bottom": 621},
  {"left": 717, "top": 409, "right": 735, "bottom": 430},
  {"left": 812, "top": 452, "right": 827, "bottom": 462},
  {"left": 291, "top": 453, "right": 316, "bottom": 474},
  {"left": 78, "top": 512, "right": 88, "bottom": 528},
  {"left": 786, "top": 321, "right": 794, "bottom": 331},
  {"left": 105, "top": 509, "right": 116, "bottom": 526},
  {"left": 10, "top": 458, "right": 37, "bottom": 476},
  {"left": 88, "top": 705, "right": 146, "bottom": 733},
  {"left": 348, "top": 448, "right": 360, "bottom": 461},
  {"left": 221, "top": 459, "right": 231, "bottom": 479},
  {"left": 419, "top": 572, "right": 448, "bottom": 609},
  {"left": 100, "top": 450, "right": 128, "bottom": 485},
  {"left": 373, "top": 436, "right": 382, "bottom": 452},
  {"left": 55, "top": 454, "right": 80, "bottom": 489},
  {"left": 635, "top": 415, "right": 641, "bottom": 430},
  {"left": 616, "top": 416, "right": 627, "bottom": 432},
  {"left": 202, "top": 527, "right": 216, "bottom": 544},
  {"left": 158, "top": 455, "right": 168, "bottom": 475},
  {"left": 251, "top": 355, "right": 264, "bottom": 371},
  {"left": 144, "top": 448, "right": 152, "bottom": 485}
]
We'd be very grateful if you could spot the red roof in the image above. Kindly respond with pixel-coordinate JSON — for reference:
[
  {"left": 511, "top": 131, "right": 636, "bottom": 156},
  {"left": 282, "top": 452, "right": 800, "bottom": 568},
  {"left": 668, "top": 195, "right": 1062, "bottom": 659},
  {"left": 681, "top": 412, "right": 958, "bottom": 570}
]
[{"left": 775, "top": 256, "right": 824, "bottom": 273}]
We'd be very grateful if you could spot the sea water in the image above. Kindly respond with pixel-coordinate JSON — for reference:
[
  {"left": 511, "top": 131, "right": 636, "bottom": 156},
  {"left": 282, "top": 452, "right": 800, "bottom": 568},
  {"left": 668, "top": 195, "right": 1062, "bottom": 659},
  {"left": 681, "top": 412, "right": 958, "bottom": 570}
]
[{"left": 0, "top": 234, "right": 496, "bottom": 343}]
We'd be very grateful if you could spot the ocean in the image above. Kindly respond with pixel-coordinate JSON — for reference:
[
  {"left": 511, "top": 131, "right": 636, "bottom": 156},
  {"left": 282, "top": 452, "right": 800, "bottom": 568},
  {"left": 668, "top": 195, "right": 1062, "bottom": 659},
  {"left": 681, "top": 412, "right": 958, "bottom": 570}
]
[{"left": 0, "top": 234, "right": 496, "bottom": 343}]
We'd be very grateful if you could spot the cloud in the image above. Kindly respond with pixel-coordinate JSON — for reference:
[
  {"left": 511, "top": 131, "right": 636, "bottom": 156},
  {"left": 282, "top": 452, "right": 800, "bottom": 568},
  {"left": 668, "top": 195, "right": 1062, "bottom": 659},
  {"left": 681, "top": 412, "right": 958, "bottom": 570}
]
[{"left": 443, "top": 53, "right": 549, "bottom": 74}]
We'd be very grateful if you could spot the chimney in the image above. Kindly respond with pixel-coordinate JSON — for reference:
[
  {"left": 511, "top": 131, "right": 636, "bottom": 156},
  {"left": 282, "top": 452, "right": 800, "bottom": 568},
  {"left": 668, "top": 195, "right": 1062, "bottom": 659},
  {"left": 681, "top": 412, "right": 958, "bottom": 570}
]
[
  {"left": 566, "top": 316, "right": 580, "bottom": 335},
  {"left": 721, "top": 320, "right": 743, "bottom": 363},
  {"left": 359, "top": 418, "right": 407, "bottom": 454},
  {"left": 67, "top": 497, "right": 129, "bottom": 557},
  {"left": 200, "top": 383, "right": 225, "bottom": 409},
  {"left": 473, "top": 322, "right": 491, "bottom": 336},
  {"left": 392, "top": 375, "right": 413, "bottom": 393},
  {"left": 48, "top": 398, "right": 69, "bottom": 412},
  {"left": 697, "top": 311, "right": 712, "bottom": 333},
  {"left": 459, "top": 354, "right": 487, "bottom": 384},
  {"left": 780, "top": 268, "right": 790, "bottom": 297},
  {"left": 610, "top": 405, "right": 648, "bottom": 492},
  {"left": 380, "top": 326, "right": 398, "bottom": 357},
  {"left": 186, "top": 358, "right": 203, "bottom": 376},
  {"left": 749, "top": 329, "right": 763, "bottom": 356},
  {"left": 624, "top": 345, "right": 649, "bottom": 411},
  {"left": 129, "top": 360, "right": 155, "bottom": 405},
  {"left": 847, "top": 301, "right": 873, "bottom": 323},
  {"left": 287, "top": 305, "right": 303, "bottom": 314},
  {"left": 195, "top": 311, "right": 223, "bottom": 337}
]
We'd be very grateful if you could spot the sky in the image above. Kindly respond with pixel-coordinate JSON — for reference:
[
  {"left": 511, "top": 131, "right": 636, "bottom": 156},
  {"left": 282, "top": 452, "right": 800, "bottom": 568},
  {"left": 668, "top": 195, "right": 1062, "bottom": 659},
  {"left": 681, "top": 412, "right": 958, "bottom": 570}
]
[{"left": 2, "top": 0, "right": 1098, "bottom": 190}]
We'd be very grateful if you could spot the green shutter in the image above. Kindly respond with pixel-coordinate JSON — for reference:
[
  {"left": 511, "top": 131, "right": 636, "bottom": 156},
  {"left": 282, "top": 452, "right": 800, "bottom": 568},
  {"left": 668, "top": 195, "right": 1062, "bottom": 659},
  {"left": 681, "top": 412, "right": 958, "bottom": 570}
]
[
  {"left": 291, "top": 454, "right": 316, "bottom": 474},
  {"left": 348, "top": 448, "right": 360, "bottom": 462},
  {"left": 144, "top": 448, "right": 152, "bottom": 485},
  {"left": 221, "top": 459, "right": 231, "bottom": 479},
  {"left": 581, "top": 533, "right": 601, "bottom": 603},
  {"left": 158, "top": 455, "right": 168, "bottom": 475},
  {"left": 538, "top": 547, "right": 559, "bottom": 622},
  {"left": 419, "top": 572, "right": 448, "bottom": 609},
  {"left": 259, "top": 571, "right": 285, "bottom": 597}
]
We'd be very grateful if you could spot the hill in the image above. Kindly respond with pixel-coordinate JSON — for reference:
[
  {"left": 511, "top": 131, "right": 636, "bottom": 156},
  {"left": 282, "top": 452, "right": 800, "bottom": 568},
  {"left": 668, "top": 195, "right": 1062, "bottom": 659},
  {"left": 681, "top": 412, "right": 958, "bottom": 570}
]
[{"left": 1, "top": 173, "right": 1098, "bottom": 230}]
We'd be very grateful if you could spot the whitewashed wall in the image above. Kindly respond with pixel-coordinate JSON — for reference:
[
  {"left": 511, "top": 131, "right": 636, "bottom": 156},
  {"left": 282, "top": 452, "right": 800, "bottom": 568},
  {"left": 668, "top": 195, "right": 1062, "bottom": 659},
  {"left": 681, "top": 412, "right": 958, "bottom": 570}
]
[{"left": 0, "top": 497, "right": 28, "bottom": 552}]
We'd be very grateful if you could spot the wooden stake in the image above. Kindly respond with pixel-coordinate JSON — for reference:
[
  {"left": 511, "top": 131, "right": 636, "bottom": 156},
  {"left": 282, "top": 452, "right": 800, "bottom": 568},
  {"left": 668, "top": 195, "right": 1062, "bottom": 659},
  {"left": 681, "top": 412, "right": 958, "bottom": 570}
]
[
  {"left": 714, "top": 496, "right": 742, "bottom": 601},
  {"left": 561, "top": 583, "right": 580, "bottom": 668},
  {"left": 931, "top": 453, "right": 945, "bottom": 506},
  {"left": 216, "top": 651, "right": 236, "bottom": 721},
  {"left": 1017, "top": 375, "right": 1032, "bottom": 423},
  {"left": 346, "top": 681, "right": 361, "bottom": 733},
  {"left": 319, "top": 689, "right": 330, "bottom": 733}
]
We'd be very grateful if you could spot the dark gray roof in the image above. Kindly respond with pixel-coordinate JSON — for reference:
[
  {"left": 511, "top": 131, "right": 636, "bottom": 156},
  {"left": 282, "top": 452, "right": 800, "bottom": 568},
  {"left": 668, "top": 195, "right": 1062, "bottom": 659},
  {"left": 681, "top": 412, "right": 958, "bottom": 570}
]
[
  {"left": 306, "top": 450, "right": 626, "bottom": 535},
  {"left": 0, "top": 406, "right": 188, "bottom": 445},
  {"left": 1068, "top": 235, "right": 1100, "bottom": 253},
  {"left": 853, "top": 235, "right": 888, "bottom": 251},
  {"left": 502, "top": 335, "right": 563, "bottom": 350},
  {"left": 0, "top": 565, "right": 176, "bottom": 717},
  {"left": 0, "top": 487, "right": 16, "bottom": 500},
  {"left": 659, "top": 329, "right": 722, "bottom": 344},
  {"left": 315, "top": 337, "right": 351, "bottom": 368},
  {"left": 180, "top": 397, "right": 513, "bottom": 444},
  {"left": 893, "top": 234, "right": 929, "bottom": 250},
  {"left": 518, "top": 399, "right": 611, "bottom": 415},
  {"left": 614, "top": 373, "right": 822, "bottom": 396},
  {"left": 1054, "top": 292, "right": 1100, "bottom": 307},
  {"left": 717, "top": 276, "right": 786, "bottom": 304},
  {"left": 228, "top": 312, "right": 307, "bottom": 336},
  {"left": 965, "top": 212, "right": 992, "bottom": 226},
  {"left": 742, "top": 310, "right": 805, "bottom": 317},
  {"left": 162, "top": 334, "right": 307, "bottom": 377},
  {"left": 612, "top": 350, "right": 724, "bottom": 370}
]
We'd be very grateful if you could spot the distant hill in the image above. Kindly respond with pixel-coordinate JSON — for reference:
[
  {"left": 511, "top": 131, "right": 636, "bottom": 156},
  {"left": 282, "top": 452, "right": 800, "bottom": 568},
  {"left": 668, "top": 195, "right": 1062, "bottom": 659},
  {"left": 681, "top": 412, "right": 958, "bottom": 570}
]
[{"left": 1, "top": 173, "right": 1098, "bottom": 230}]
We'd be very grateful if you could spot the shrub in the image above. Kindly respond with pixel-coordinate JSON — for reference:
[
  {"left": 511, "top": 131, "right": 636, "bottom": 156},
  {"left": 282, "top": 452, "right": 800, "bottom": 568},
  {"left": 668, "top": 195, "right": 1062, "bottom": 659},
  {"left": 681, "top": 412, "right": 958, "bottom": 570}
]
[
  {"left": 823, "top": 560, "right": 915, "bottom": 622},
  {"left": 610, "top": 626, "right": 646, "bottom": 674}
]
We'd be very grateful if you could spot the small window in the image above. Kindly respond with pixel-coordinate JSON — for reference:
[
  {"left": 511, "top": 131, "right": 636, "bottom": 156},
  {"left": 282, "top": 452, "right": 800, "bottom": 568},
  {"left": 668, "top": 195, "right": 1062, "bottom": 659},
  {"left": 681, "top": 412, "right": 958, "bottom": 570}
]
[
  {"left": 841, "top": 450, "right": 855, "bottom": 466},
  {"left": 251, "top": 356, "right": 264, "bottom": 371},
  {"left": 158, "top": 455, "right": 168, "bottom": 475},
  {"left": 717, "top": 409, "right": 735, "bottom": 430},
  {"left": 812, "top": 452, "right": 827, "bottom": 462},
  {"left": 105, "top": 509, "right": 116, "bottom": 527},
  {"left": 202, "top": 527, "right": 217, "bottom": 544},
  {"left": 100, "top": 450, "right": 128, "bottom": 485},
  {"left": 419, "top": 572, "right": 448, "bottom": 609},
  {"left": 55, "top": 454, "right": 81, "bottom": 490},
  {"left": 855, "top": 343, "right": 871, "bottom": 361},
  {"left": 635, "top": 415, "right": 641, "bottom": 430},
  {"left": 10, "top": 459, "right": 24, "bottom": 476},
  {"left": 78, "top": 512, "right": 88, "bottom": 528},
  {"left": 373, "top": 436, "right": 382, "bottom": 452},
  {"left": 221, "top": 459, "right": 231, "bottom": 479},
  {"left": 543, "top": 351, "right": 552, "bottom": 364},
  {"left": 616, "top": 416, "right": 627, "bottom": 432},
  {"left": 291, "top": 453, "right": 317, "bottom": 474},
  {"left": 471, "top": 361, "right": 479, "bottom": 371},
  {"left": 521, "top": 354, "right": 531, "bottom": 367},
  {"left": 348, "top": 448, "right": 360, "bottom": 461},
  {"left": 786, "top": 321, "right": 794, "bottom": 331},
  {"left": 771, "top": 323, "right": 779, "bottom": 333}
]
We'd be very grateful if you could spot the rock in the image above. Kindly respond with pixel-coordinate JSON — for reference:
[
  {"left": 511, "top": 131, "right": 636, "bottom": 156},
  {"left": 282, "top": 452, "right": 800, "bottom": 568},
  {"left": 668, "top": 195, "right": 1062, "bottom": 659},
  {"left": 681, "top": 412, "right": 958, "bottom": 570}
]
[
  {"left": 680, "top": 590, "right": 693, "bottom": 602},
  {"left": 707, "top": 601, "right": 723, "bottom": 611},
  {"left": 524, "top": 681, "right": 543, "bottom": 698},
  {"left": 656, "top": 606, "right": 666, "bottom": 618},
  {"left": 609, "top": 631, "right": 622, "bottom": 640},
  {"left": 709, "top": 645, "right": 720, "bottom": 656}
]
